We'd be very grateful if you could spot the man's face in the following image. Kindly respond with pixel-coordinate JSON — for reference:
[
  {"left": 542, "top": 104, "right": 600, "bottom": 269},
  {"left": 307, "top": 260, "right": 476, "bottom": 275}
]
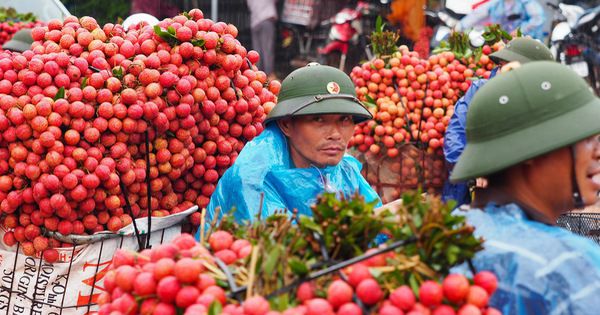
[
  {"left": 277, "top": 114, "right": 355, "bottom": 168},
  {"left": 574, "top": 134, "right": 600, "bottom": 206}
]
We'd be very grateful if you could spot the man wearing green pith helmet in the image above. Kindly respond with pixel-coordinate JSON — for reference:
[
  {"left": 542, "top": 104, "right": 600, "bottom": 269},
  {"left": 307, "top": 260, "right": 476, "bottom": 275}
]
[
  {"left": 443, "top": 37, "right": 555, "bottom": 207},
  {"left": 451, "top": 61, "right": 600, "bottom": 313},
  {"left": 202, "top": 63, "right": 381, "bottom": 228}
]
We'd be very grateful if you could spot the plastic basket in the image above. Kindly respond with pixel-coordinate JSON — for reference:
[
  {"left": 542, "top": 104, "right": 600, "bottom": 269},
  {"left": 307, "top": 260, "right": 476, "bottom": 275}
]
[
  {"left": 557, "top": 212, "right": 600, "bottom": 244},
  {"left": 281, "top": 0, "right": 321, "bottom": 27},
  {"left": 0, "top": 207, "right": 196, "bottom": 315}
]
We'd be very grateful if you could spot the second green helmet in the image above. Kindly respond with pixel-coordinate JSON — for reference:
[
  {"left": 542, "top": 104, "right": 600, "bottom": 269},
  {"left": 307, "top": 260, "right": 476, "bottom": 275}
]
[{"left": 489, "top": 37, "right": 555, "bottom": 64}]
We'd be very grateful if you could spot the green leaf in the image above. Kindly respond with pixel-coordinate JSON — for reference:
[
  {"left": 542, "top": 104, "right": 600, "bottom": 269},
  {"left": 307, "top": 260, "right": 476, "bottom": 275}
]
[
  {"left": 208, "top": 301, "right": 222, "bottom": 315},
  {"left": 191, "top": 39, "right": 205, "bottom": 47},
  {"left": 516, "top": 27, "right": 522, "bottom": 37},
  {"left": 289, "top": 258, "right": 309, "bottom": 276},
  {"left": 53, "top": 87, "right": 65, "bottom": 101},
  {"left": 446, "top": 245, "right": 461, "bottom": 265},
  {"left": 153, "top": 25, "right": 177, "bottom": 44},
  {"left": 375, "top": 16, "right": 383, "bottom": 33},
  {"left": 370, "top": 267, "right": 383, "bottom": 279},
  {"left": 112, "top": 67, "right": 123, "bottom": 79},
  {"left": 298, "top": 216, "right": 323, "bottom": 234},
  {"left": 81, "top": 77, "right": 88, "bottom": 89},
  {"left": 167, "top": 26, "right": 176, "bottom": 35},
  {"left": 365, "top": 94, "right": 376, "bottom": 105},
  {"left": 264, "top": 245, "right": 282, "bottom": 275},
  {"left": 153, "top": 25, "right": 164, "bottom": 36},
  {"left": 183, "top": 12, "right": 191, "bottom": 19},
  {"left": 408, "top": 273, "right": 420, "bottom": 294},
  {"left": 216, "top": 279, "right": 228, "bottom": 288},
  {"left": 464, "top": 48, "right": 473, "bottom": 59},
  {"left": 270, "top": 294, "right": 290, "bottom": 312}
]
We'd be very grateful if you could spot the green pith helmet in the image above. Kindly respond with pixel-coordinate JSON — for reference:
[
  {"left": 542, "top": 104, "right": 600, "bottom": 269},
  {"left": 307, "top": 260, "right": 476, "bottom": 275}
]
[
  {"left": 451, "top": 61, "right": 600, "bottom": 182},
  {"left": 2, "top": 29, "right": 33, "bottom": 53},
  {"left": 489, "top": 37, "right": 554, "bottom": 64},
  {"left": 264, "top": 63, "right": 372, "bottom": 124}
]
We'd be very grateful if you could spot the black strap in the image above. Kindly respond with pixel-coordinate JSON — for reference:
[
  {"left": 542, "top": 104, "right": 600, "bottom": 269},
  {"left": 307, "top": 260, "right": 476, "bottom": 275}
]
[{"left": 570, "top": 146, "right": 585, "bottom": 208}]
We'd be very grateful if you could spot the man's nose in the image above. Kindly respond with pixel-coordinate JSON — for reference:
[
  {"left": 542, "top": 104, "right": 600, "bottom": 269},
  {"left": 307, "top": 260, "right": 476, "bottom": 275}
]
[{"left": 327, "top": 122, "right": 343, "bottom": 140}]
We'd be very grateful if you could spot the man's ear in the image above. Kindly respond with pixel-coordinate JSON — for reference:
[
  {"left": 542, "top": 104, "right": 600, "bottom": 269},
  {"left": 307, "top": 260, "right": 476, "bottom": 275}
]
[{"left": 277, "top": 119, "right": 293, "bottom": 137}]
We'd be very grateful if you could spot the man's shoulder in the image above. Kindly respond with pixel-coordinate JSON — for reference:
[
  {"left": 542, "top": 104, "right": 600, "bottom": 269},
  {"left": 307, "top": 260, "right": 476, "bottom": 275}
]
[{"left": 462, "top": 205, "right": 600, "bottom": 265}]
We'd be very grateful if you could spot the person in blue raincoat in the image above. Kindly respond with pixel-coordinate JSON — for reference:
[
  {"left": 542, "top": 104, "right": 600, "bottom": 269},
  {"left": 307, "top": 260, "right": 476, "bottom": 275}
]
[
  {"left": 450, "top": 61, "right": 600, "bottom": 314},
  {"left": 456, "top": 0, "right": 546, "bottom": 40},
  {"left": 443, "top": 37, "right": 554, "bottom": 207},
  {"left": 200, "top": 63, "right": 381, "bottom": 232}
]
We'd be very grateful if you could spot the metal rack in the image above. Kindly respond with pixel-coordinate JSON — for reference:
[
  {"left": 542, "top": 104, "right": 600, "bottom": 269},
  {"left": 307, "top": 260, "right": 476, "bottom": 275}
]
[{"left": 557, "top": 212, "right": 600, "bottom": 244}]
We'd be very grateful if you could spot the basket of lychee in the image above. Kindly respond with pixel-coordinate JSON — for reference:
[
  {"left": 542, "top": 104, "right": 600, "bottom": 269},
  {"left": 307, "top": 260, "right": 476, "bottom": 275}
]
[
  {"left": 100, "top": 233, "right": 501, "bottom": 315},
  {"left": 99, "top": 192, "right": 501, "bottom": 314}
]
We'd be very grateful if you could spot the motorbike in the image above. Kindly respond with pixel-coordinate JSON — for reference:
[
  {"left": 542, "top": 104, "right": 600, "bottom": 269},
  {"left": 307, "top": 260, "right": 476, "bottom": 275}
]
[
  {"left": 317, "top": 1, "right": 382, "bottom": 71},
  {"left": 279, "top": 0, "right": 387, "bottom": 72},
  {"left": 425, "top": 0, "right": 483, "bottom": 49},
  {"left": 548, "top": 2, "right": 600, "bottom": 95}
]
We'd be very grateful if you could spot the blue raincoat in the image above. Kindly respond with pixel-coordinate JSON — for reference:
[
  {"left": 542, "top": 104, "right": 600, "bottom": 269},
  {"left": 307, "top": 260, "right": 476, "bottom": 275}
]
[
  {"left": 458, "top": 0, "right": 546, "bottom": 40},
  {"left": 442, "top": 73, "right": 496, "bottom": 207},
  {"left": 198, "top": 124, "right": 381, "bottom": 236},
  {"left": 453, "top": 203, "right": 600, "bottom": 314}
]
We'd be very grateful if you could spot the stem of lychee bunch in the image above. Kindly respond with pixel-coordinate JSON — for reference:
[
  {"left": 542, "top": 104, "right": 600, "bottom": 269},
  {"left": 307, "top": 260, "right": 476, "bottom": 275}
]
[
  {"left": 206, "top": 206, "right": 221, "bottom": 238},
  {"left": 246, "top": 244, "right": 260, "bottom": 299},
  {"left": 119, "top": 180, "right": 143, "bottom": 250},
  {"left": 144, "top": 130, "right": 152, "bottom": 248},
  {"left": 200, "top": 209, "right": 207, "bottom": 244}
]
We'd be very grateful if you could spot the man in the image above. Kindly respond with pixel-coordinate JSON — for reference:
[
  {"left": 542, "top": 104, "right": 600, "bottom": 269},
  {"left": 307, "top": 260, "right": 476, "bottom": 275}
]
[
  {"left": 451, "top": 61, "right": 600, "bottom": 313},
  {"left": 443, "top": 37, "right": 554, "bottom": 206},
  {"left": 456, "top": 0, "right": 546, "bottom": 40},
  {"left": 205, "top": 63, "right": 380, "bottom": 224},
  {"left": 247, "top": 0, "right": 278, "bottom": 80}
]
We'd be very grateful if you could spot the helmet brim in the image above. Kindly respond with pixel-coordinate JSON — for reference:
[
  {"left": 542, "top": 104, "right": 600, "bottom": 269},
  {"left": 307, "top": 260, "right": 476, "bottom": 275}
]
[
  {"left": 2, "top": 40, "right": 31, "bottom": 53},
  {"left": 490, "top": 48, "right": 535, "bottom": 64},
  {"left": 264, "top": 94, "right": 373, "bottom": 125},
  {"left": 451, "top": 96, "right": 600, "bottom": 182}
]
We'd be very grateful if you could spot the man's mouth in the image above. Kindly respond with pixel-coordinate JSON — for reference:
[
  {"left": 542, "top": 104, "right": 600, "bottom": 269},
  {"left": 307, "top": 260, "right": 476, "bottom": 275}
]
[
  {"left": 587, "top": 164, "right": 600, "bottom": 189},
  {"left": 320, "top": 146, "right": 344, "bottom": 155}
]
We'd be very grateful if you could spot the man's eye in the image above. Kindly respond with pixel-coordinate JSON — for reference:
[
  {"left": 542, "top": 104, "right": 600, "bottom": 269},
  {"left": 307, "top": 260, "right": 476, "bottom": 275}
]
[
  {"left": 312, "top": 116, "right": 323, "bottom": 122},
  {"left": 341, "top": 116, "right": 353, "bottom": 123}
]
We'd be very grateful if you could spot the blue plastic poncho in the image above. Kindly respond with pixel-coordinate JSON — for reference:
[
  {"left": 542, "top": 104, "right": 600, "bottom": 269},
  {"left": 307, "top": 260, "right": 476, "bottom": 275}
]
[
  {"left": 442, "top": 77, "right": 490, "bottom": 206},
  {"left": 453, "top": 203, "right": 600, "bottom": 314},
  {"left": 201, "top": 124, "right": 381, "bottom": 229},
  {"left": 458, "top": 0, "right": 546, "bottom": 40}
]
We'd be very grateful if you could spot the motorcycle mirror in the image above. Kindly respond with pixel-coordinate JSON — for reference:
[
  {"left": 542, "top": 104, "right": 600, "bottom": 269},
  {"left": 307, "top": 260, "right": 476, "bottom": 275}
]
[{"left": 469, "top": 29, "right": 485, "bottom": 47}]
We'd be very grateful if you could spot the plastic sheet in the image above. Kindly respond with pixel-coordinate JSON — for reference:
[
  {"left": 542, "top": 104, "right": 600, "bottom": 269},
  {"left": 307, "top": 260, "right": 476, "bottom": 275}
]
[
  {"left": 452, "top": 203, "right": 600, "bottom": 314},
  {"left": 202, "top": 124, "right": 381, "bottom": 228}
]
